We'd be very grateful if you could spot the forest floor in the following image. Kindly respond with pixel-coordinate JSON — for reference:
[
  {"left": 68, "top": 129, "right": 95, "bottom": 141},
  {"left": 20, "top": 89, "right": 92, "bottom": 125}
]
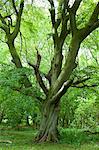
[{"left": 0, "top": 125, "right": 99, "bottom": 150}]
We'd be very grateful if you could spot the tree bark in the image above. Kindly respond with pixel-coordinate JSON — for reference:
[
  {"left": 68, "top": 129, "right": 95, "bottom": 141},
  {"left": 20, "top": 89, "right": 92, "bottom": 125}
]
[{"left": 36, "top": 97, "right": 60, "bottom": 142}]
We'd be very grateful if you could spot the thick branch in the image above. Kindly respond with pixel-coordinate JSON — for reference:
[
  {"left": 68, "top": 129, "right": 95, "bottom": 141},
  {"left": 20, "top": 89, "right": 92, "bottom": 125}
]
[
  {"left": 72, "top": 84, "right": 98, "bottom": 88},
  {"left": 59, "top": 15, "right": 70, "bottom": 46},
  {"left": 68, "top": 0, "right": 82, "bottom": 36},
  {"left": 48, "top": 0, "right": 55, "bottom": 28},
  {"left": 79, "top": 2, "right": 99, "bottom": 42},
  {"left": 7, "top": 42, "right": 32, "bottom": 88},
  {"left": 70, "top": 0, "right": 82, "bottom": 13},
  {"left": 59, "top": 0, "right": 69, "bottom": 18},
  {"left": 48, "top": 0, "right": 59, "bottom": 48},
  {"left": 51, "top": 80, "right": 73, "bottom": 104},
  {"left": 52, "top": 34, "right": 80, "bottom": 95},
  {"left": 12, "top": 0, "right": 18, "bottom": 15},
  {"left": 69, "top": 10, "right": 77, "bottom": 36},
  {"left": 11, "top": 0, "right": 24, "bottom": 40},
  {"left": 89, "top": 2, "right": 99, "bottom": 24},
  {"left": 55, "top": 1, "right": 69, "bottom": 29},
  {"left": 72, "top": 77, "right": 90, "bottom": 86},
  {"left": 52, "top": 2, "right": 99, "bottom": 93},
  {"left": 72, "top": 76, "right": 98, "bottom": 88}
]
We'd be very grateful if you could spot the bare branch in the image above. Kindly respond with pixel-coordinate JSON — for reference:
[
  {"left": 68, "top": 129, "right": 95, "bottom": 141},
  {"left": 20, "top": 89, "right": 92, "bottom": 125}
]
[
  {"left": 28, "top": 51, "right": 48, "bottom": 95},
  {"left": 48, "top": 0, "right": 55, "bottom": 28},
  {"left": 72, "top": 84, "right": 98, "bottom": 88},
  {"left": 12, "top": 0, "right": 18, "bottom": 15},
  {"left": 73, "top": 77, "right": 90, "bottom": 86},
  {"left": 36, "top": 48, "right": 41, "bottom": 69},
  {"left": 70, "top": 0, "right": 82, "bottom": 13},
  {"left": 28, "top": 62, "right": 48, "bottom": 95}
]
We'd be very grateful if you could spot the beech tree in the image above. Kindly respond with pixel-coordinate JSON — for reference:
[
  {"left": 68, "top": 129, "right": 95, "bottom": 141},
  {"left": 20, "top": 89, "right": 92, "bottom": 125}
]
[{"left": 0, "top": 0, "right": 99, "bottom": 142}]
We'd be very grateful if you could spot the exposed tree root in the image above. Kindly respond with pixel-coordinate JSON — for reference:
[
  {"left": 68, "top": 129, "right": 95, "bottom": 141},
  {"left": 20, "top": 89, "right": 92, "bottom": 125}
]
[{"left": 35, "top": 131, "right": 58, "bottom": 143}]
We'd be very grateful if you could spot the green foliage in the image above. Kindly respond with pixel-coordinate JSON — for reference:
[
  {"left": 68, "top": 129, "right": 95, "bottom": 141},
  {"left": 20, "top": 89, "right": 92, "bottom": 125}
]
[
  {"left": 60, "top": 128, "right": 99, "bottom": 145},
  {"left": 59, "top": 88, "right": 81, "bottom": 127},
  {"left": 0, "top": 65, "right": 41, "bottom": 127},
  {"left": 77, "top": 0, "right": 97, "bottom": 29},
  {"left": 72, "top": 92, "right": 99, "bottom": 130},
  {"left": 20, "top": 6, "right": 52, "bottom": 73}
]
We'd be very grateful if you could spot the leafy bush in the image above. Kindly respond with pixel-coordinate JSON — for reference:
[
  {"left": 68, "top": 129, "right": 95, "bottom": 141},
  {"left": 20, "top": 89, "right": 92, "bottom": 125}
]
[
  {"left": 72, "top": 95, "right": 99, "bottom": 130},
  {"left": 59, "top": 128, "right": 99, "bottom": 145}
]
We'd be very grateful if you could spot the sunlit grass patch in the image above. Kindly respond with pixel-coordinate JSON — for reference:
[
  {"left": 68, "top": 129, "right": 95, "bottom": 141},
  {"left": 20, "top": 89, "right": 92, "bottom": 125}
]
[{"left": 0, "top": 126, "right": 99, "bottom": 150}]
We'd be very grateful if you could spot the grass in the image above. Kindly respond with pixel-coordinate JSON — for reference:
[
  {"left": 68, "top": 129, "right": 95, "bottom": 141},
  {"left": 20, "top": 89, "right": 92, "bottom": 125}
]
[
  {"left": 0, "top": 125, "right": 99, "bottom": 150},
  {"left": 60, "top": 128, "right": 99, "bottom": 144}
]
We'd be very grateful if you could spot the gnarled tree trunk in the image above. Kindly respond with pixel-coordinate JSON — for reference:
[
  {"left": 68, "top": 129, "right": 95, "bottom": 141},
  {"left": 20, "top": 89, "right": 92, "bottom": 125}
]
[{"left": 36, "top": 98, "right": 60, "bottom": 142}]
